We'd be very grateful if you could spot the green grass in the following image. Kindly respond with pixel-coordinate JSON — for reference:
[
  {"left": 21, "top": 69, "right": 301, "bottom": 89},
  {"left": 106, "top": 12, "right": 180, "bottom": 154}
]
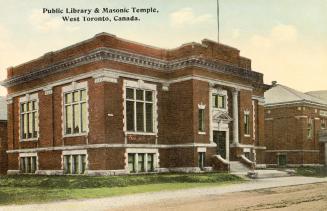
[
  {"left": 295, "top": 166, "right": 327, "bottom": 177},
  {"left": 0, "top": 173, "right": 243, "bottom": 205}
]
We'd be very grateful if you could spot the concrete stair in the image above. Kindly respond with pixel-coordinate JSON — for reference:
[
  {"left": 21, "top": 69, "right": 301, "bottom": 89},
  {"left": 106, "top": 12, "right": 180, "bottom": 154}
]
[
  {"left": 229, "top": 161, "right": 292, "bottom": 179},
  {"left": 229, "top": 161, "right": 250, "bottom": 173}
]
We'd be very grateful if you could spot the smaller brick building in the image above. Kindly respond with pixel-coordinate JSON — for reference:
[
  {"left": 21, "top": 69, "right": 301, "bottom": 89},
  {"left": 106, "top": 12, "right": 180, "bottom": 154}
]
[
  {"left": 0, "top": 96, "right": 8, "bottom": 174},
  {"left": 265, "top": 82, "right": 327, "bottom": 167}
]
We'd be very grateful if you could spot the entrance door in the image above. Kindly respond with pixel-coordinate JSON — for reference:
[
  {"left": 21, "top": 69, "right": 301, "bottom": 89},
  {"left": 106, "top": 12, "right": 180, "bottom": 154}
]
[{"left": 213, "top": 131, "right": 226, "bottom": 159}]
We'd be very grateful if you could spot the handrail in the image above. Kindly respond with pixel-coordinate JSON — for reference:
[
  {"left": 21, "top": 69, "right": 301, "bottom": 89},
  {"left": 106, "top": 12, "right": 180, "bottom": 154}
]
[
  {"left": 240, "top": 154, "right": 254, "bottom": 165},
  {"left": 213, "top": 154, "right": 229, "bottom": 165}
]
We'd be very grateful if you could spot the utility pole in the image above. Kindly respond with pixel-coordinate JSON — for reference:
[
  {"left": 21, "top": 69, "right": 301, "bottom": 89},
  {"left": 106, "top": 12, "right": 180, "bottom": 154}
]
[{"left": 217, "top": 0, "right": 220, "bottom": 43}]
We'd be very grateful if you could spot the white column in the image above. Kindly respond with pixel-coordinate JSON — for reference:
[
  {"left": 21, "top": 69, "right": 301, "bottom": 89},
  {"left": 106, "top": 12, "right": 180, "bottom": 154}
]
[
  {"left": 232, "top": 89, "right": 239, "bottom": 145},
  {"left": 209, "top": 84, "right": 214, "bottom": 143}
]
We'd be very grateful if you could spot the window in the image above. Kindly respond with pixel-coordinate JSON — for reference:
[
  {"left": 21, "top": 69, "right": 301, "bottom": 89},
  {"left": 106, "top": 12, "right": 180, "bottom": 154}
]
[
  {"left": 198, "top": 152, "right": 205, "bottom": 170},
  {"left": 126, "top": 88, "right": 154, "bottom": 133},
  {"left": 138, "top": 154, "right": 145, "bottom": 172},
  {"left": 64, "top": 89, "right": 87, "bottom": 135},
  {"left": 212, "top": 94, "right": 226, "bottom": 109},
  {"left": 198, "top": 109, "right": 205, "bottom": 132},
  {"left": 63, "top": 154, "right": 86, "bottom": 174},
  {"left": 321, "top": 119, "right": 326, "bottom": 129},
  {"left": 127, "top": 153, "right": 155, "bottom": 173},
  {"left": 20, "top": 156, "right": 37, "bottom": 173},
  {"left": 147, "top": 154, "right": 154, "bottom": 172},
  {"left": 128, "top": 154, "right": 136, "bottom": 173},
  {"left": 244, "top": 113, "right": 250, "bottom": 135},
  {"left": 20, "top": 100, "right": 39, "bottom": 140},
  {"left": 277, "top": 154, "right": 287, "bottom": 167},
  {"left": 307, "top": 118, "right": 314, "bottom": 139}
]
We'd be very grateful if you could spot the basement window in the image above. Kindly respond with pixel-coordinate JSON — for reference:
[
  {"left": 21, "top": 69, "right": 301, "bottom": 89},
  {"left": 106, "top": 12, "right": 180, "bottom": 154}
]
[
  {"left": 127, "top": 153, "right": 155, "bottom": 173},
  {"left": 20, "top": 156, "right": 37, "bottom": 174},
  {"left": 63, "top": 154, "right": 86, "bottom": 175}
]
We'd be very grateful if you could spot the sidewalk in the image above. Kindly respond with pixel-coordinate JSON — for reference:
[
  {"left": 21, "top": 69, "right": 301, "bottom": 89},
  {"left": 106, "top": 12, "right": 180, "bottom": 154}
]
[{"left": 2, "top": 176, "right": 327, "bottom": 211}]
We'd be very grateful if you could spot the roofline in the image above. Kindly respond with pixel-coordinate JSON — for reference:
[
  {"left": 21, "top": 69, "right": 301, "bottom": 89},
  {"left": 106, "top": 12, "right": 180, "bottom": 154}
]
[{"left": 265, "top": 100, "right": 327, "bottom": 109}]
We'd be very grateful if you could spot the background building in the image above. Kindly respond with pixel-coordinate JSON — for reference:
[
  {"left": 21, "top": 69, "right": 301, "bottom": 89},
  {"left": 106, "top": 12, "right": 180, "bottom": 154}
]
[
  {"left": 0, "top": 96, "right": 7, "bottom": 174},
  {"left": 1, "top": 33, "right": 268, "bottom": 175},
  {"left": 265, "top": 82, "right": 327, "bottom": 167}
]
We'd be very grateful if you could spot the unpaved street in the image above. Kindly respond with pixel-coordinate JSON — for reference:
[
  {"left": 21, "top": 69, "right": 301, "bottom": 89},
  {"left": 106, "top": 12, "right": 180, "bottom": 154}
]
[
  {"left": 2, "top": 176, "right": 327, "bottom": 211},
  {"left": 114, "top": 182, "right": 327, "bottom": 211}
]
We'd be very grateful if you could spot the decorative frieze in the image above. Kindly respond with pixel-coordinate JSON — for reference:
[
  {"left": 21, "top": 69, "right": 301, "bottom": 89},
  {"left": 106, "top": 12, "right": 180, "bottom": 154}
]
[{"left": 1, "top": 48, "right": 263, "bottom": 88}]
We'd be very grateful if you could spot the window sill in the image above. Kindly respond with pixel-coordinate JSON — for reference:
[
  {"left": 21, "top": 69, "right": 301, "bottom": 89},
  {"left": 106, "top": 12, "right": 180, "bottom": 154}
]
[
  {"left": 244, "top": 134, "right": 251, "bottom": 137},
  {"left": 126, "top": 132, "right": 156, "bottom": 136},
  {"left": 20, "top": 138, "right": 38, "bottom": 142},
  {"left": 198, "top": 131, "right": 206, "bottom": 135},
  {"left": 63, "top": 133, "right": 88, "bottom": 138}
]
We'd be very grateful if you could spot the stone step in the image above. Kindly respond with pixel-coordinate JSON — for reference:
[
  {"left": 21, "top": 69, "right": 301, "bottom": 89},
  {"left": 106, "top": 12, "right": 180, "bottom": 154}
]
[{"left": 229, "top": 161, "right": 250, "bottom": 173}]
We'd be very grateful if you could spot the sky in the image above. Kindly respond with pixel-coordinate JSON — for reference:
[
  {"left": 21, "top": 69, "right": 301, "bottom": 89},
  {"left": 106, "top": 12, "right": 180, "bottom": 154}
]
[{"left": 0, "top": 0, "right": 326, "bottom": 96}]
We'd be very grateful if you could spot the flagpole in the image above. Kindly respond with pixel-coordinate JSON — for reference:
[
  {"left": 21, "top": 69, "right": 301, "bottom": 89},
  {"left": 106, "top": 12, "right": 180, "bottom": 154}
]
[{"left": 217, "top": 0, "right": 220, "bottom": 43}]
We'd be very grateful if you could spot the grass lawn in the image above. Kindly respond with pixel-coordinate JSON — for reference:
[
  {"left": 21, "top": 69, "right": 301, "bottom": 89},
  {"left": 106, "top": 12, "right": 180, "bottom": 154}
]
[
  {"left": 0, "top": 173, "right": 243, "bottom": 205},
  {"left": 295, "top": 166, "right": 327, "bottom": 177}
]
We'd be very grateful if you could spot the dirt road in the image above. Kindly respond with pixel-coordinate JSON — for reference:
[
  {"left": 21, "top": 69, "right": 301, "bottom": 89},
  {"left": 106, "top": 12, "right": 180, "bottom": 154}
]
[
  {"left": 2, "top": 177, "right": 327, "bottom": 211},
  {"left": 114, "top": 182, "right": 327, "bottom": 211}
]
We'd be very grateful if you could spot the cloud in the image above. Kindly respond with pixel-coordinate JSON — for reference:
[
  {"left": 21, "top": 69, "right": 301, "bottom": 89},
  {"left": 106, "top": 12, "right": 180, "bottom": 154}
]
[
  {"left": 226, "top": 24, "right": 327, "bottom": 92},
  {"left": 29, "top": 9, "right": 62, "bottom": 32},
  {"left": 170, "top": 8, "right": 214, "bottom": 27}
]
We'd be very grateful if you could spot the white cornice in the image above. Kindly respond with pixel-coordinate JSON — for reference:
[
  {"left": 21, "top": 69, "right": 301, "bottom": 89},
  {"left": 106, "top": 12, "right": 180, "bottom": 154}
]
[
  {"left": 1, "top": 47, "right": 263, "bottom": 88},
  {"left": 6, "top": 68, "right": 253, "bottom": 98}
]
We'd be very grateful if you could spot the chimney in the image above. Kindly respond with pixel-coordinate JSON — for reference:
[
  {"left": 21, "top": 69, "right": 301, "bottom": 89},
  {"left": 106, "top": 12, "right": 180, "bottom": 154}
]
[{"left": 271, "top": 81, "right": 277, "bottom": 87}]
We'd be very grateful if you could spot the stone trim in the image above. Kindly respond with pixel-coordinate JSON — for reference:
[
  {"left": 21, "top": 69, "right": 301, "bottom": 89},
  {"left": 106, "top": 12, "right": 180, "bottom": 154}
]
[
  {"left": 295, "top": 115, "right": 308, "bottom": 119},
  {"left": 265, "top": 101, "right": 327, "bottom": 110},
  {"left": 36, "top": 170, "right": 63, "bottom": 175},
  {"left": 7, "top": 170, "right": 20, "bottom": 175},
  {"left": 197, "top": 147, "right": 207, "bottom": 152},
  {"left": 266, "top": 150, "right": 320, "bottom": 152},
  {"left": 7, "top": 143, "right": 217, "bottom": 154},
  {"left": 1, "top": 47, "right": 263, "bottom": 87},
  {"left": 86, "top": 170, "right": 127, "bottom": 176},
  {"left": 252, "top": 95, "right": 265, "bottom": 105}
]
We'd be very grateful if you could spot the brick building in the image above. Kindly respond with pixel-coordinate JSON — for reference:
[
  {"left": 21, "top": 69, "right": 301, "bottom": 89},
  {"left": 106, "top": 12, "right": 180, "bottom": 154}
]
[
  {"left": 1, "top": 33, "right": 268, "bottom": 175},
  {"left": 0, "top": 96, "right": 8, "bottom": 174},
  {"left": 265, "top": 82, "right": 327, "bottom": 167}
]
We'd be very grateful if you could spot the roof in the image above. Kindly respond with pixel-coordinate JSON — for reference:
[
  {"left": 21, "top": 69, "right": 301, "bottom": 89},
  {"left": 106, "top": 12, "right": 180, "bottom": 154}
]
[
  {"left": 306, "top": 90, "right": 327, "bottom": 102},
  {"left": 264, "top": 84, "right": 327, "bottom": 107},
  {"left": 0, "top": 96, "right": 7, "bottom": 120}
]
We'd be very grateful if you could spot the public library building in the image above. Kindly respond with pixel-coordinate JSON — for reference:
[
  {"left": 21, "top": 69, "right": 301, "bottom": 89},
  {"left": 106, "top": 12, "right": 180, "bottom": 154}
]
[{"left": 1, "top": 33, "right": 269, "bottom": 175}]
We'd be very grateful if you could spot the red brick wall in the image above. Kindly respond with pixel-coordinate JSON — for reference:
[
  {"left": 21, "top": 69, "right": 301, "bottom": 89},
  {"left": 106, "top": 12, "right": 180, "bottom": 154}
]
[
  {"left": 265, "top": 105, "right": 325, "bottom": 165},
  {"left": 88, "top": 148, "right": 125, "bottom": 170},
  {"left": 38, "top": 151, "right": 62, "bottom": 170},
  {"left": 239, "top": 90, "right": 254, "bottom": 145},
  {"left": 159, "top": 148, "right": 196, "bottom": 168},
  {"left": 7, "top": 153, "right": 18, "bottom": 170},
  {"left": 0, "top": 121, "right": 8, "bottom": 174}
]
